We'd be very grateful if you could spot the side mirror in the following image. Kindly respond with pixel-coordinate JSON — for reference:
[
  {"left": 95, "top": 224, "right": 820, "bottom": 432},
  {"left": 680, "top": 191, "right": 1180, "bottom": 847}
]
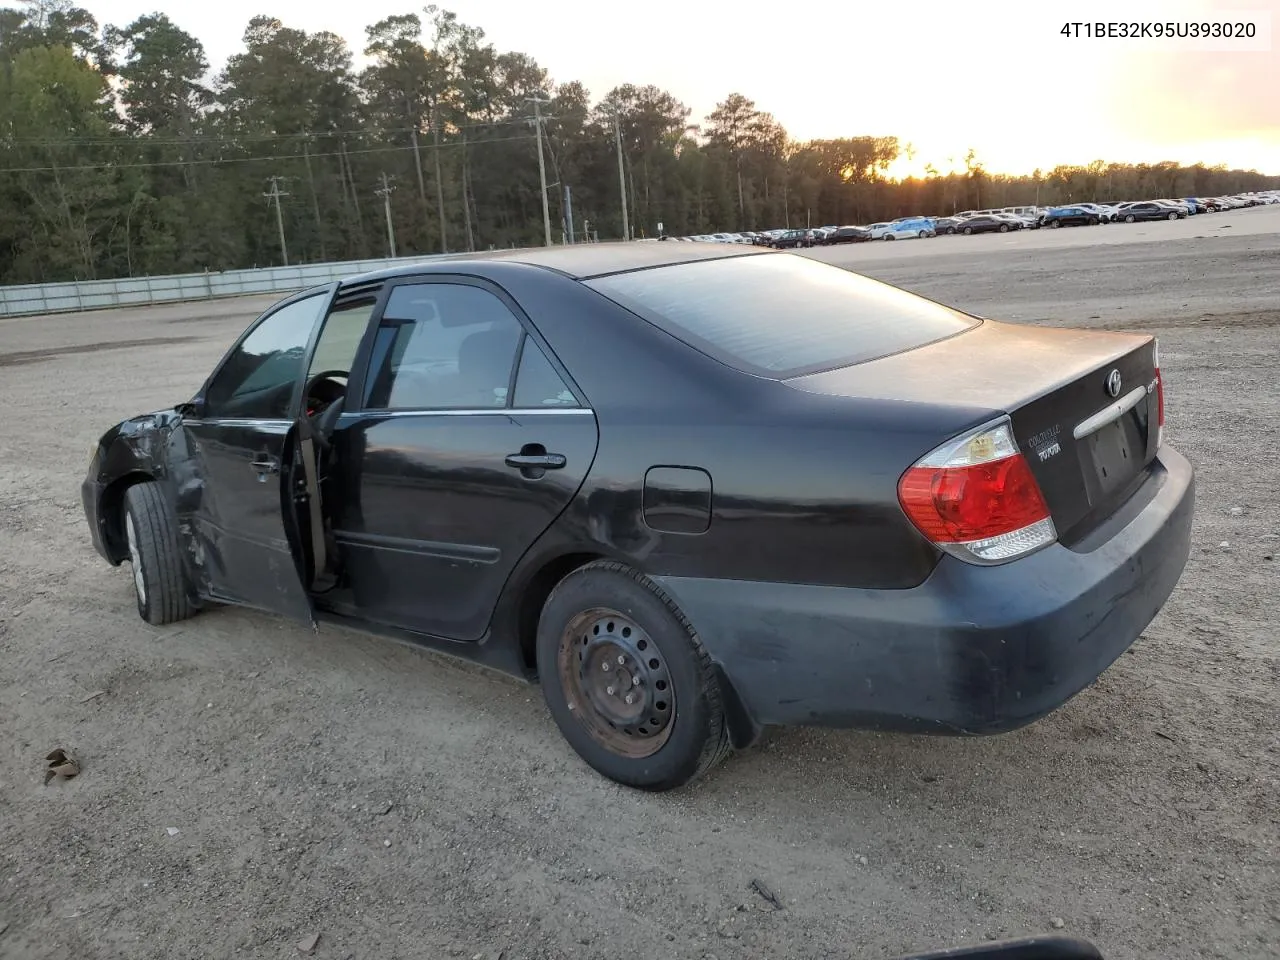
[
  {"left": 175, "top": 398, "right": 205, "bottom": 419},
  {"left": 890, "top": 936, "right": 1104, "bottom": 960}
]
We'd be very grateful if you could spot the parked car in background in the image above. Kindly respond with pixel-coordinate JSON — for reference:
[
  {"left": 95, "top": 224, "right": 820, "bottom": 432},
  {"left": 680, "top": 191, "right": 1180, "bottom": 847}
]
[
  {"left": 821, "top": 225, "right": 872, "bottom": 244},
  {"left": 957, "top": 215, "right": 1014, "bottom": 235},
  {"left": 883, "top": 218, "right": 936, "bottom": 240},
  {"left": 1040, "top": 206, "right": 1101, "bottom": 228},
  {"left": 991, "top": 213, "right": 1031, "bottom": 230},
  {"left": 867, "top": 222, "right": 895, "bottom": 239},
  {"left": 770, "top": 229, "right": 816, "bottom": 248},
  {"left": 1116, "top": 202, "right": 1184, "bottom": 223},
  {"left": 933, "top": 217, "right": 966, "bottom": 235}
]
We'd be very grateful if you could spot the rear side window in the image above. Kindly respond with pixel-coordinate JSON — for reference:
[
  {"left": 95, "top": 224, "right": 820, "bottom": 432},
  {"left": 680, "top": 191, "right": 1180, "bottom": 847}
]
[{"left": 585, "top": 253, "right": 977, "bottom": 378}]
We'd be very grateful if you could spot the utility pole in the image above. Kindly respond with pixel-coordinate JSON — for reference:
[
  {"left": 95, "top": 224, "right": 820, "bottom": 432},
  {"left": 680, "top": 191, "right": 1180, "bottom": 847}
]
[
  {"left": 526, "top": 96, "right": 553, "bottom": 247},
  {"left": 264, "top": 176, "right": 290, "bottom": 267},
  {"left": 612, "top": 114, "right": 630, "bottom": 241},
  {"left": 563, "top": 184, "right": 575, "bottom": 244},
  {"left": 376, "top": 173, "right": 397, "bottom": 258}
]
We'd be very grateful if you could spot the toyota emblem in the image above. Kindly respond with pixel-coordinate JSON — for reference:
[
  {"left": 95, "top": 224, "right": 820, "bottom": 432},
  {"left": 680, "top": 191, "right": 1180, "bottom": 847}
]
[{"left": 1105, "top": 369, "right": 1122, "bottom": 398}]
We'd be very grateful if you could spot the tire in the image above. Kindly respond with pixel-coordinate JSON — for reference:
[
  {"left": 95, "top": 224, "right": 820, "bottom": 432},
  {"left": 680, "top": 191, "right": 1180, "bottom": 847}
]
[
  {"left": 962, "top": 226, "right": 973, "bottom": 235},
  {"left": 1168, "top": 211, "right": 1178, "bottom": 220},
  {"left": 883, "top": 234, "right": 894, "bottom": 241},
  {"left": 536, "top": 560, "right": 731, "bottom": 791},
  {"left": 1125, "top": 214, "right": 1136, "bottom": 223},
  {"left": 1049, "top": 220, "right": 1061, "bottom": 228},
  {"left": 123, "top": 481, "right": 196, "bottom": 625},
  {"left": 998, "top": 223, "right": 1009, "bottom": 232}
]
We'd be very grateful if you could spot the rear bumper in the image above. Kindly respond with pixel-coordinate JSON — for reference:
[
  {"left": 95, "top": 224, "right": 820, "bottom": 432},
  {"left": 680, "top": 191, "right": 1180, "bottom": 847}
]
[{"left": 655, "top": 446, "right": 1195, "bottom": 739}]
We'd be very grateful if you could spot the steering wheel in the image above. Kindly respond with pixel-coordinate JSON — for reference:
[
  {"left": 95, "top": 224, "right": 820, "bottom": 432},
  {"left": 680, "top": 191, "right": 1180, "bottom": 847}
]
[{"left": 303, "top": 369, "right": 349, "bottom": 417}]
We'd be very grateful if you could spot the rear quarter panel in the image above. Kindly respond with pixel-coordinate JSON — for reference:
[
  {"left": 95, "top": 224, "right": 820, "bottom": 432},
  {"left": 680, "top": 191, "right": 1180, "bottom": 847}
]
[{"left": 487, "top": 263, "right": 990, "bottom": 591}]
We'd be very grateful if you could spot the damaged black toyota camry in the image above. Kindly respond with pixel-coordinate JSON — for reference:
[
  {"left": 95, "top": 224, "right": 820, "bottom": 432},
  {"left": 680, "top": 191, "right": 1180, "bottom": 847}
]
[{"left": 81, "top": 244, "right": 1195, "bottom": 790}]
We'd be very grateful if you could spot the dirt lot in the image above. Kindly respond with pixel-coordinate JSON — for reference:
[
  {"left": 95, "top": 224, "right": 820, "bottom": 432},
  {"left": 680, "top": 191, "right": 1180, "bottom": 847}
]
[{"left": 1, "top": 206, "right": 1278, "bottom": 960}]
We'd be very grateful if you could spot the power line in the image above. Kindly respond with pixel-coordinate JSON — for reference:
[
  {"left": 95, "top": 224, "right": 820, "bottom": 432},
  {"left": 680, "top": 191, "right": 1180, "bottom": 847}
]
[
  {"left": 0, "top": 116, "right": 541, "bottom": 147},
  {"left": 0, "top": 134, "right": 537, "bottom": 174}
]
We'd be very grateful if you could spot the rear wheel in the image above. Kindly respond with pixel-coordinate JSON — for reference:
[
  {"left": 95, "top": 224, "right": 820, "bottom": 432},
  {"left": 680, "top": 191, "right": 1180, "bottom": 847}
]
[
  {"left": 123, "top": 481, "right": 195, "bottom": 626},
  {"left": 536, "top": 561, "right": 731, "bottom": 790}
]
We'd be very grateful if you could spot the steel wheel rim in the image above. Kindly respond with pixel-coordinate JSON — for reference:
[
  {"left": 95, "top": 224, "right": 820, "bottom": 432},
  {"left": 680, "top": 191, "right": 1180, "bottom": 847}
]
[
  {"left": 557, "top": 608, "right": 676, "bottom": 759},
  {"left": 126, "top": 512, "right": 146, "bottom": 605}
]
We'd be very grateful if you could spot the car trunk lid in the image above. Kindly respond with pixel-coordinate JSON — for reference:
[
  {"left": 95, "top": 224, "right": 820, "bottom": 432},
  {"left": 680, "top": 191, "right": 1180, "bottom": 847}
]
[{"left": 788, "top": 319, "right": 1161, "bottom": 543}]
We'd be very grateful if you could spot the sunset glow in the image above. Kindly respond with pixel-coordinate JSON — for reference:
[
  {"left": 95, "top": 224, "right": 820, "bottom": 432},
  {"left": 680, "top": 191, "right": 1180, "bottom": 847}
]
[{"left": 80, "top": 0, "right": 1280, "bottom": 175}]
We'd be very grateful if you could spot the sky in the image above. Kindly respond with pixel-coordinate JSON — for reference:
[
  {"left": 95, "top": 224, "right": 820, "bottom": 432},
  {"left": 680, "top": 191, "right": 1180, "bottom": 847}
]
[{"left": 70, "top": 0, "right": 1280, "bottom": 177}]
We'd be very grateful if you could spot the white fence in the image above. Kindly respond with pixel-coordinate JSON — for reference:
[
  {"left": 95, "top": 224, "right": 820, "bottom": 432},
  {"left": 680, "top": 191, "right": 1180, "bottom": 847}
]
[{"left": 0, "top": 253, "right": 453, "bottom": 318}]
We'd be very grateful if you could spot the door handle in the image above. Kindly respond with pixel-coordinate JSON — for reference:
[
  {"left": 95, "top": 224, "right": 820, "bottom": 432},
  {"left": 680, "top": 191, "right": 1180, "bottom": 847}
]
[
  {"left": 250, "top": 455, "right": 280, "bottom": 481},
  {"left": 505, "top": 452, "right": 567, "bottom": 470}
]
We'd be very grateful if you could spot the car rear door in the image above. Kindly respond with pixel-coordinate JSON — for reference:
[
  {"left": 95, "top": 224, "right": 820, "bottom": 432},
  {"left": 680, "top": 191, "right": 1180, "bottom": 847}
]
[
  {"left": 328, "top": 276, "right": 599, "bottom": 641},
  {"left": 180, "top": 284, "right": 338, "bottom": 623}
]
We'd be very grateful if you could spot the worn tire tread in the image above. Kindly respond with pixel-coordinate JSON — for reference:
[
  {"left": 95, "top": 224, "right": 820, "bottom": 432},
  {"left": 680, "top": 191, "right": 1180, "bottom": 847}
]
[
  {"left": 547, "top": 559, "right": 732, "bottom": 786},
  {"left": 124, "top": 481, "right": 195, "bottom": 625}
]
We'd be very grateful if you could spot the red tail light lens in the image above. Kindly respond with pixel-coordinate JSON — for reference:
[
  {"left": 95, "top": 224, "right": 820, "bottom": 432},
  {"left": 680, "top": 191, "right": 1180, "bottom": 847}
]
[{"left": 897, "top": 418, "right": 1057, "bottom": 565}]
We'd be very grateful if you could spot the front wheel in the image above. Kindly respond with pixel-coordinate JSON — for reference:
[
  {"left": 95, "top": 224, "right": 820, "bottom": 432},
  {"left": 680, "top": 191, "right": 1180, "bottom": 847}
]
[
  {"left": 962, "top": 226, "right": 973, "bottom": 235},
  {"left": 1168, "top": 211, "right": 1178, "bottom": 220},
  {"left": 123, "top": 481, "right": 196, "bottom": 625},
  {"left": 536, "top": 561, "right": 731, "bottom": 790},
  {"left": 1125, "top": 214, "right": 1136, "bottom": 223},
  {"left": 998, "top": 223, "right": 1009, "bottom": 232},
  {"left": 1049, "top": 220, "right": 1061, "bottom": 228}
]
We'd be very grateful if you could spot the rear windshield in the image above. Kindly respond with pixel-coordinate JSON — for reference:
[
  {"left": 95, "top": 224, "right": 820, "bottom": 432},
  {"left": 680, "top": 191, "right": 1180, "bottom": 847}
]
[{"left": 585, "top": 253, "right": 978, "bottom": 378}]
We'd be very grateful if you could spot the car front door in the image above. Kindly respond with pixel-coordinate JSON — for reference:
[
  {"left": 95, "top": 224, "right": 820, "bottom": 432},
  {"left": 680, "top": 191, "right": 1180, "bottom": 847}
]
[
  {"left": 178, "top": 286, "right": 337, "bottom": 622},
  {"left": 328, "top": 276, "right": 599, "bottom": 641}
]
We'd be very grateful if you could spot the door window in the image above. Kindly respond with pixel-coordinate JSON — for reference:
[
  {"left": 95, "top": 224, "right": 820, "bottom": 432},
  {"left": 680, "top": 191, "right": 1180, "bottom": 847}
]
[
  {"left": 203, "top": 292, "right": 326, "bottom": 420},
  {"left": 513, "top": 339, "right": 578, "bottom": 408},
  {"left": 308, "top": 298, "right": 377, "bottom": 378},
  {"left": 363, "top": 283, "right": 524, "bottom": 410}
]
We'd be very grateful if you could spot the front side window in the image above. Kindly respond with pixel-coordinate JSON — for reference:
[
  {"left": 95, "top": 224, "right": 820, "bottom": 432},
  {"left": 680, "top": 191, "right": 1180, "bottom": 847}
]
[
  {"left": 364, "top": 282, "right": 524, "bottom": 410},
  {"left": 308, "top": 298, "right": 377, "bottom": 378},
  {"left": 203, "top": 293, "right": 326, "bottom": 419}
]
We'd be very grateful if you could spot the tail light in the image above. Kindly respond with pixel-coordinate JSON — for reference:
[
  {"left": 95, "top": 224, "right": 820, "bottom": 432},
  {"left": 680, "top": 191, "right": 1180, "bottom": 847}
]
[
  {"left": 1153, "top": 340, "right": 1165, "bottom": 447},
  {"left": 897, "top": 417, "right": 1056, "bottom": 565}
]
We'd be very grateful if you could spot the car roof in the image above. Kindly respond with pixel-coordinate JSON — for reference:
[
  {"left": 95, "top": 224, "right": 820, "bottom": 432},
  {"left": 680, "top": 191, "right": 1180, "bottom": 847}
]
[{"left": 337, "top": 242, "right": 772, "bottom": 287}]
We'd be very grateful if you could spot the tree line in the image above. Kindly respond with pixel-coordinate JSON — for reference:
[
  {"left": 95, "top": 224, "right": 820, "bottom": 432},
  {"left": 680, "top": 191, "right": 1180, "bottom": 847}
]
[{"left": 1, "top": 0, "right": 1276, "bottom": 284}]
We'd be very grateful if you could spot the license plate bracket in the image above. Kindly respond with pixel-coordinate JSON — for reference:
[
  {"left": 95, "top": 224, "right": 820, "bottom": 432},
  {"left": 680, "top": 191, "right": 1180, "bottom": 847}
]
[{"left": 1086, "top": 419, "right": 1136, "bottom": 498}]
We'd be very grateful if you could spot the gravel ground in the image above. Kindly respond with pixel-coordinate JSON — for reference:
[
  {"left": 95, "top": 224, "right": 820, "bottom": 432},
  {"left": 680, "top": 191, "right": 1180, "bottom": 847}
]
[{"left": 1, "top": 205, "right": 1277, "bottom": 960}]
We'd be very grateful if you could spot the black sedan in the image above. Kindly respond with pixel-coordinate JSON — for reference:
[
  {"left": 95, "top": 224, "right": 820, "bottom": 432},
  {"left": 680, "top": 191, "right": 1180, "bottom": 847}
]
[
  {"left": 1040, "top": 206, "right": 1101, "bottom": 228},
  {"left": 820, "top": 225, "right": 873, "bottom": 244},
  {"left": 82, "top": 245, "right": 1195, "bottom": 790},
  {"left": 956, "top": 215, "right": 1014, "bottom": 234},
  {"left": 1116, "top": 202, "right": 1185, "bottom": 223}
]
